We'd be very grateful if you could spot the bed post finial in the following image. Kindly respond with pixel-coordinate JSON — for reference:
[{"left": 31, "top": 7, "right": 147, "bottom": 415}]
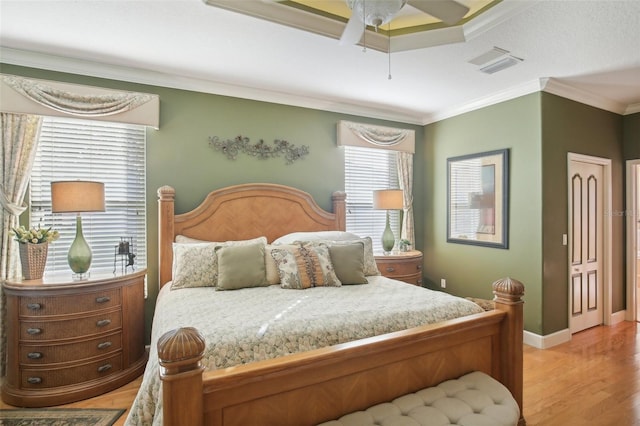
[
  {"left": 492, "top": 277, "right": 525, "bottom": 426},
  {"left": 158, "top": 327, "right": 206, "bottom": 426},
  {"left": 332, "top": 191, "right": 347, "bottom": 231},
  {"left": 158, "top": 186, "right": 176, "bottom": 288}
]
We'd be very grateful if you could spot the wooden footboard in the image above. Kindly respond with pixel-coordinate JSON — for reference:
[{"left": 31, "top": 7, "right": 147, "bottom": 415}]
[{"left": 158, "top": 278, "right": 525, "bottom": 426}]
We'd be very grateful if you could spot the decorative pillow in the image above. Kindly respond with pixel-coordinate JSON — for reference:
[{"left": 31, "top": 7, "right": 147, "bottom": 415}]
[
  {"left": 171, "top": 236, "right": 267, "bottom": 290},
  {"left": 171, "top": 243, "right": 218, "bottom": 290},
  {"left": 270, "top": 243, "right": 341, "bottom": 289},
  {"left": 273, "top": 231, "right": 361, "bottom": 245},
  {"left": 328, "top": 242, "right": 368, "bottom": 285},
  {"left": 215, "top": 243, "right": 267, "bottom": 290},
  {"left": 297, "top": 237, "right": 380, "bottom": 276},
  {"left": 265, "top": 244, "right": 297, "bottom": 285}
]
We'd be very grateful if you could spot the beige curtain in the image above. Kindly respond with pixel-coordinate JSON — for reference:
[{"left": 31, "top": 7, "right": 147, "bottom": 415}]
[
  {"left": 0, "top": 113, "right": 43, "bottom": 377},
  {"left": 397, "top": 152, "right": 415, "bottom": 245}
]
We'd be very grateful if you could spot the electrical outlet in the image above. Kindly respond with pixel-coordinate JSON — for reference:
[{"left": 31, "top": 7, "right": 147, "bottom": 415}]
[{"left": 440, "top": 278, "right": 446, "bottom": 288}]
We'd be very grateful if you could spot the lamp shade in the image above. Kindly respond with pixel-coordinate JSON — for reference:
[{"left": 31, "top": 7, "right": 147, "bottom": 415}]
[
  {"left": 51, "top": 181, "right": 105, "bottom": 213},
  {"left": 373, "top": 189, "right": 403, "bottom": 210}
]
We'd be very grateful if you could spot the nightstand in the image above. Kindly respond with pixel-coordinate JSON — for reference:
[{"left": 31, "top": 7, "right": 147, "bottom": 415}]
[
  {"left": 375, "top": 250, "right": 423, "bottom": 286},
  {"left": 1, "top": 269, "right": 148, "bottom": 407}
]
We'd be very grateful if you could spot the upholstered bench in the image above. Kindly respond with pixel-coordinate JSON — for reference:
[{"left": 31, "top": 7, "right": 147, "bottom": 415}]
[{"left": 318, "top": 371, "right": 520, "bottom": 426}]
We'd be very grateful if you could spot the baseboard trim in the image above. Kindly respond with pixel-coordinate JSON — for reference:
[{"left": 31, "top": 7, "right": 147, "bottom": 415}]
[
  {"left": 524, "top": 328, "right": 571, "bottom": 349},
  {"left": 610, "top": 310, "right": 627, "bottom": 324}
]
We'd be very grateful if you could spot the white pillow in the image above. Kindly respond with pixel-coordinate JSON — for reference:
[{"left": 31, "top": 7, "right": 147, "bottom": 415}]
[
  {"left": 273, "top": 231, "right": 361, "bottom": 245},
  {"left": 175, "top": 234, "right": 208, "bottom": 244}
]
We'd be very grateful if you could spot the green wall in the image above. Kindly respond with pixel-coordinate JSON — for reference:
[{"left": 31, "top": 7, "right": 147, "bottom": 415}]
[
  {"left": 0, "top": 64, "right": 424, "bottom": 340},
  {"left": 423, "top": 93, "right": 543, "bottom": 334},
  {"left": 623, "top": 113, "right": 640, "bottom": 160},
  {"left": 3, "top": 63, "right": 632, "bottom": 339},
  {"left": 540, "top": 93, "right": 625, "bottom": 334}
]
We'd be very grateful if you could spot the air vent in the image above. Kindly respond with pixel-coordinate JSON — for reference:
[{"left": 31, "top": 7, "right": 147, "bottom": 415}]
[
  {"left": 479, "top": 56, "right": 523, "bottom": 74},
  {"left": 468, "top": 47, "right": 523, "bottom": 74},
  {"left": 468, "top": 47, "right": 509, "bottom": 66}
]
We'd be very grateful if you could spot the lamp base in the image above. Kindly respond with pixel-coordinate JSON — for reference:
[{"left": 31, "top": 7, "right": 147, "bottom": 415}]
[
  {"left": 381, "top": 211, "right": 395, "bottom": 254},
  {"left": 68, "top": 215, "right": 93, "bottom": 276},
  {"left": 71, "top": 272, "right": 91, "bottom": 281}
]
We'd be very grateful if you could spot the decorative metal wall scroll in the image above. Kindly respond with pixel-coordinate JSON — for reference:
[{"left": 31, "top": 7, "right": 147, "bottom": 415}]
[{"left": 208, "top": 135, "right": 309, "bottom": 164}]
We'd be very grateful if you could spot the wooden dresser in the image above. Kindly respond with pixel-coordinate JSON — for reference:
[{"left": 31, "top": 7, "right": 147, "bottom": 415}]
[
  {"left": 1, "top": 270, "right": 147, "bottom": 407},
  {"left": 375, "top": 250, "right": 423, "bottom": 286}
]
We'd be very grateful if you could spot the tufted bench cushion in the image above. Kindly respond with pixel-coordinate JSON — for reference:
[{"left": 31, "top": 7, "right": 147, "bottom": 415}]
[{"left": 318, "top": 371, "right": 519, "bottom": 426}]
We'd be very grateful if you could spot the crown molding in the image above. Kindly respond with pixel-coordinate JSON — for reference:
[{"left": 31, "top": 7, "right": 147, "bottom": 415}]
[
  {"left": 421, "top": 78, "right": 543, "bottom": 124},
  {"left": 625, "top": 103, "right": 640, "bottom": 115},
  {"left": 540, "top": 77, "right": 628, "bottom": 115},
  {"left": 0, "top": 47, "right": 424, "bottom": 125},
  {"left": 2, "top": 47, "right": 633, "bottom": 130}
]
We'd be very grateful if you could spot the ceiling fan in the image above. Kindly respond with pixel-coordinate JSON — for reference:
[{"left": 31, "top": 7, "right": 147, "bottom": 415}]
[{"left": 340, "top": 0, "right": 470, "bottom": 45}]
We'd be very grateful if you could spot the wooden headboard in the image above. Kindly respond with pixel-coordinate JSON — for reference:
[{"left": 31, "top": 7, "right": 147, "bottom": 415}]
[{"left": 157, "top": 183, "right": 347, "bottom": 288}]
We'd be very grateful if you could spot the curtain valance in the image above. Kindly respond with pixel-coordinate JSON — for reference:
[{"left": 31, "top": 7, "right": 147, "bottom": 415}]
[
  {"left": 337, "top": 120, "right": 415, "bottom": 153},
  {"left": 1, "top": 74, "right": 159, "bottom": 129}
]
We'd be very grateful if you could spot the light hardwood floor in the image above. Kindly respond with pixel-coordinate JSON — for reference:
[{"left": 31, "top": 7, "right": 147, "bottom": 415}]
[{"left": 2, "top": 321, "right": 638, "bottom": 425}]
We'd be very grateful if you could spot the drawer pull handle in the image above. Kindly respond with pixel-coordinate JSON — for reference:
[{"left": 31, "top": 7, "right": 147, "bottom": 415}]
[
  {"left": 417, "top": 265, "right": 422, "bottom": 270},
  {"left": 97, "top": 341, "right": 112, "bottom": 350},
  {"left": 26, "top": 328, "right": 42, "bottom": 335},
  {"left": 385, "top": 267, "right": 395, "bottom": 272},
  {"left": 27, "top": 377, "right": 42, "bottom": 385},
  {"left": 95, "top": 296, "right": 111, "bottom": 304},
  {"left": 27, "top": 303, "right": 42, "bottom": 310},
  {"left": 97, "top": 364, "right": 112, "bottom": 373},
  {"left": 96, "top": 319, "right": 111, "bottom": 327},
  {"left": 27, "top": 352, "right": 43, "bottom": 359}
]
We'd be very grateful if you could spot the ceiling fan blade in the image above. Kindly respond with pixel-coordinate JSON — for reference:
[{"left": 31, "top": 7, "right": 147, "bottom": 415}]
[
  {"left": 340, "top": 14, "right": 365, "bottom": 45},
  {"left": 407, "top": 0, "right": 470, "bottom": 25}
]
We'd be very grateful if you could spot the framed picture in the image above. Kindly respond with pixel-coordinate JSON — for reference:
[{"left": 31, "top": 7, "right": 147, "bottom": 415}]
[{"left": 447, "top": 149, "right": 509, "bottom": 249}]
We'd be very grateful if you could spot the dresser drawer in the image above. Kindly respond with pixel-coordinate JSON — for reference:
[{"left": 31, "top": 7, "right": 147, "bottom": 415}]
[
  {"left": 19, "top": 332, "right": 122, "bottom": 365},
  {"left": 21, "top": 353, "right": 123, "bottom": 389},
  {"left": 378, "top": 260, "right": 422, "bottom": 276},
  {"left": 19, "top": 288, "right": 121, "bottom": 317},
  {"left": 20, "top": 310, "right": 122, "bottom": 341}
]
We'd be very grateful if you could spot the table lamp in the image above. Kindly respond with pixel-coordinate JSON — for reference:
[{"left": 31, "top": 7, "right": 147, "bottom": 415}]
[
  {"left": 51, "top": 181, "right": 105, "bottom": 279},
  {"left": 373, "top": 189, "right": 403, "bottom": 254}
]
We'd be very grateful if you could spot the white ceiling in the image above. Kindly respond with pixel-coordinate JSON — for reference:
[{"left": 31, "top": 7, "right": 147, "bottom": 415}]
[{"left": 1, "top": 0, "right": 639, "bottom": 125}]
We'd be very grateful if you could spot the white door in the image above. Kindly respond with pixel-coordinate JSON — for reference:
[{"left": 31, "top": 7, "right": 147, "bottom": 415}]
[{"left": 569, "top": 160, "right": 604, "bottom": 333}]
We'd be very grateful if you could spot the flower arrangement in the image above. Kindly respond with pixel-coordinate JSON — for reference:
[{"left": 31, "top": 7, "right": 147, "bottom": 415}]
[
  {"left": 399, "top": 239, "right": 411, "bottom": 251},
  {"left": 12, "top": 225, "right": 60, "bottom": 244}
]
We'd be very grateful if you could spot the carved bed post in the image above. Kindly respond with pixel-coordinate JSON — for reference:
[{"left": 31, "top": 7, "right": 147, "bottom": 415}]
[
  {"left": 158, "top": 186, "right": 176, "bottom": 288},
  {"left": 332, "top": 191, "right": 347, "bottom": 231},
  {"left": 492, "top": 277, "right": 525, "bottom": 426},
  {"left": 158, "top": 327, "right": 206, "bottom": 426}
]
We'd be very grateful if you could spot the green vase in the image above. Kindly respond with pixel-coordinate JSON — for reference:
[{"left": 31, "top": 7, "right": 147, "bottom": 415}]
[
  {"left": 381, "top": 211, "right": 395, "bottom": 254},
  {"left": 68, "top": 215, "right": 92, "bottom": 275}
]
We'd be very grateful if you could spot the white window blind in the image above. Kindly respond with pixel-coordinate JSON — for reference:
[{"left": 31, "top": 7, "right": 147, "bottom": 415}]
[
  {"left": 449, "top": 158, "right": 482, "bottom": 239},
  {"left": 344, "top": 145, "right": 400, "bottom": 253},
  {"left": 30, "top": 116, "right": 147, "bottom": 275}
]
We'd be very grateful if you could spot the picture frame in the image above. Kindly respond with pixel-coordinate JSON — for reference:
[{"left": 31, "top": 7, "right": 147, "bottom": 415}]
[{"left": 447, "top": 149, "right": 509, "bottom": 249}]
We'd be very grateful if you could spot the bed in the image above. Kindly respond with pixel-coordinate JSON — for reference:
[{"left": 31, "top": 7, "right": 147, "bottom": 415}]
[{"left": 126, "top": 183, "right": 525, "bottom": 426}]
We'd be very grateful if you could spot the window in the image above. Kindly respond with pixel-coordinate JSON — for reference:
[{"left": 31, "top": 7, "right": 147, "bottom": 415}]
[
  {"left": 29, "top": 116, "right": 147, "bottom": 275},
  {"left": 344, "top": 145, "right": 400, "bottom": 253}
]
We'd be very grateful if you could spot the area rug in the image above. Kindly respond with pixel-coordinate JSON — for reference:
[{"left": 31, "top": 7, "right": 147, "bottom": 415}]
[{"left": 0, "top": 408, "right": 125, "bottom": 426}]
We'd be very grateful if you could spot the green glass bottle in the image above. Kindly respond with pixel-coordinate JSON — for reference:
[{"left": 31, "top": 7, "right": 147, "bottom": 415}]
[
  {"left": 381, "top": 210, "right": 395, "bottom": 254},
  {"left": 68, "top": 215, "right": 92, "bottom": 276}
]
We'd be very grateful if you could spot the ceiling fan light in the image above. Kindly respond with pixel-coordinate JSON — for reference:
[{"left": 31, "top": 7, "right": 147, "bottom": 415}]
[{"left": 347, "top": 0, "right": 407, "bottom": 28}]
